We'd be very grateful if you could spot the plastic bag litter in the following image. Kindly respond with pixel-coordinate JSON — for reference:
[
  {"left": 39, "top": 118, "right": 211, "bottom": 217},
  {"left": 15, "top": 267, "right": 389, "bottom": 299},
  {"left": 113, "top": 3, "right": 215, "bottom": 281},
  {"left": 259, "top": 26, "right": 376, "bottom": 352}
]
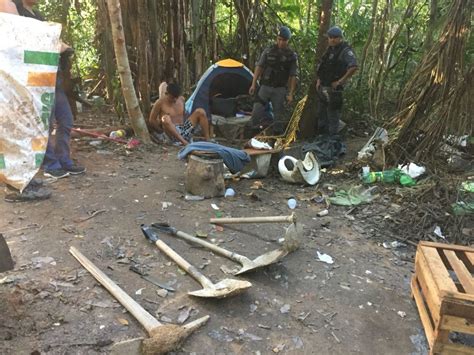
[
  {"left": 0, "top": 13, "right": 61, "bottom": 191},
  {"left": 328, "top": 186, "right": 379, "bottom": 206}
]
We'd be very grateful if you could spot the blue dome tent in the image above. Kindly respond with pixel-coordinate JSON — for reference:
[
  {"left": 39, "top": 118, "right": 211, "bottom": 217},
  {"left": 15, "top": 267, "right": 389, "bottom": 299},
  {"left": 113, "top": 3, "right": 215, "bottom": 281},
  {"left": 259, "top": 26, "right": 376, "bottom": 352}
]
[{"left": 185, "top": 59, "right": 254, "bottom": 117}]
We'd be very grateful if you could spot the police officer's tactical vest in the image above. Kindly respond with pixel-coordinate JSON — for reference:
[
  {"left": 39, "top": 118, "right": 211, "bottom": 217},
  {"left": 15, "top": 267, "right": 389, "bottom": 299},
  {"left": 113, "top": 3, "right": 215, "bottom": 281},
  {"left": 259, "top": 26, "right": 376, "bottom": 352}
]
[
  {"left": 317, "top": 42, "right": 352, "bottom": 86},
  {"left": 261, "top": 45, "right": 297, "bottom": 88}
]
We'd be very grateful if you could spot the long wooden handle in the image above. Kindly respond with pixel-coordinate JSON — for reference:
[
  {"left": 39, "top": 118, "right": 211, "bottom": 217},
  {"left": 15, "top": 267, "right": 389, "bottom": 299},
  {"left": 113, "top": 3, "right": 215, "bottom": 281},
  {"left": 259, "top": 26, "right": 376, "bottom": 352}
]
[
  {"left": 210, "top": 213, "right": 296, "bottom": 224},
  {"left": 154, "top": 239, "right": 214, "bottom": 289},
  {"left": 69, "top": 246, "right": 161, "bottom": 334},
  {"left": 174, "top": 230, "right": 245, "bottom": 262}
]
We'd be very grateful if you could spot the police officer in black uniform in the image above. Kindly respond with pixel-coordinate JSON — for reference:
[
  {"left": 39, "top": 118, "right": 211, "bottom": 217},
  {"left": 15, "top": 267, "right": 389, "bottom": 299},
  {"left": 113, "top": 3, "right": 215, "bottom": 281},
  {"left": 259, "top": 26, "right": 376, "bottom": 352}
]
[
  {"left": 249, "top": 26, "right": 298, "bottom": 134},
  {"left": 316, "top": 26, "right": 358, "bottom": 137}
]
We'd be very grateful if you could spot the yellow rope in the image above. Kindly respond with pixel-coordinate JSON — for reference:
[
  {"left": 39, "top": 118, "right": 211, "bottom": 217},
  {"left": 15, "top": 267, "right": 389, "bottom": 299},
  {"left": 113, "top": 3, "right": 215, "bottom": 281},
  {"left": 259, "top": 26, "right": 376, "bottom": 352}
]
[{"left": 256, "top": 95, "right": 307, "bottom": 149}]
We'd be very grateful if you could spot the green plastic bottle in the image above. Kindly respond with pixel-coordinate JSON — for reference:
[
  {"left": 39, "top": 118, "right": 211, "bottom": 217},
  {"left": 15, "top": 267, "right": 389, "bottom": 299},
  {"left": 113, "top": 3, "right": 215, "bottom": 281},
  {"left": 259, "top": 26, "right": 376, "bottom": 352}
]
[
  {"left": 362, "top": 169, "right": 416, "bottom": 186},
  {"left": 362, "top": 169, "right": 398, "bottom": 184},
  {"left": 399, "top": 173, "right": 416, "bottom": 186}
]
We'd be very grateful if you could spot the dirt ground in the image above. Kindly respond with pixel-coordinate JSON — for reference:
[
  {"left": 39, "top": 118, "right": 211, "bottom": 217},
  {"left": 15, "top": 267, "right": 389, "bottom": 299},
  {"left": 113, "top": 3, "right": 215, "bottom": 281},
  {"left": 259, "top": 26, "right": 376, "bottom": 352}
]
[{"left": 0, "top": 122, "right": 431, "bottom": 354}]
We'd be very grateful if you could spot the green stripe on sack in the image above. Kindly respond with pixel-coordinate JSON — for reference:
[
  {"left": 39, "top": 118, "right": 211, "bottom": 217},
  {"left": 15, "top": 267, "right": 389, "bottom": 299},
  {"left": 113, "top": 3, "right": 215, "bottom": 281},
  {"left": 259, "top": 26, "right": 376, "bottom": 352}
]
[
  {"left": 24, "top": 50, "right": 59, "bottom": 66},
  {"left": 0, "top": 154, "right": 5, "bottom": 169},
  {"left": 35, "top": 153, "right": 45, "bottom": 168}
]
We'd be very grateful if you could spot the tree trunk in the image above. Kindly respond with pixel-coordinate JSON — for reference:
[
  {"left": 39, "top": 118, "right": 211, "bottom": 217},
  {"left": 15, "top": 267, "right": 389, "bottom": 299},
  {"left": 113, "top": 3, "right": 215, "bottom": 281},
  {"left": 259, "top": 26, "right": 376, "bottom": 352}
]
[
  {"left": 106, "top": 0, "right": 150, "bottom": 142},
  {"left": 298, "top": 0, "right": 333, "bottom": 139}
]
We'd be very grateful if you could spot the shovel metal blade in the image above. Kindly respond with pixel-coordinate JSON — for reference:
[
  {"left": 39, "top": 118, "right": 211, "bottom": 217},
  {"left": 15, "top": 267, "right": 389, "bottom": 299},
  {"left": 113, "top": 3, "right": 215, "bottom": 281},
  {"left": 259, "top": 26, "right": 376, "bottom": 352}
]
[
  {"left": 235, "top": 248, "right": 289, "bottom": 275},
  {"left": 188, "top": 279, "right": 252, "bottom": 299}
]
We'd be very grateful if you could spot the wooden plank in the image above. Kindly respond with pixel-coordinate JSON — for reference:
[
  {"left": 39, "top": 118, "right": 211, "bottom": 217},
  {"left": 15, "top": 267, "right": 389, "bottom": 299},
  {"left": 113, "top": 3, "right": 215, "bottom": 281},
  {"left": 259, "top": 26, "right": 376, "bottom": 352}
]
[
  {"left": 442, "top": 296, "right": 474, "bottom": 318},
  {"left": 416, "top": 254, "right": 442, "bottom": 324},
  {"left": 466, "top": 252, "right": 474, "bottom": 269},
  {"left": 411, "top": 276, "right": 435, "bottom": 347},
  {"left": 441, "top": 290, "right": 474, "bottom": 303},
  {"left": 243, "top": 148, "right": 281, "bottom": 156},
  {"left": 440, "top": 315, "right": 474, "bottom": 335},
  {"left": 420, "top": 241, "right": 474, "bottom": 253},
  {"left": 437, "top": 343, "right": 474, "bottom": 355},
  {"left": 443, "top": 250, "right": 474, "bottom": 294},
  {"left": 422, "top": 246, "right": 459, "bottom": 293}
]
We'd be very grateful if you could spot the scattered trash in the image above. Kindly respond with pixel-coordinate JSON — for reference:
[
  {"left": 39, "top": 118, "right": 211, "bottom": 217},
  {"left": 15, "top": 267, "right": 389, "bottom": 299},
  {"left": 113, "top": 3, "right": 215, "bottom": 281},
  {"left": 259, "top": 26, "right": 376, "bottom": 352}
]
[
  {"left": 135, "top": 288, "right": 145, "bottom": 295},
  {"left": 177, "top": 307, "right": 192, "bottom": 324},
  {"left": 287, "top": 198, "right": 297, "bottom": 209},
  {"left": 398, "top": 163, "right": 426, "bottom": 178},
  {"left": 383, "top": 241, "right": 407, "bottom": 249},
  {"left": 397, "top": 310, "right": 407, "bottom": 318},
  {"left": 156, "top": 289, "right": 168, "bottom": 298},
  {"left": 238, "top": 329, "right": 263, "bottom": 341},
  {"left": 224, "top": 188, "right": 235, "bottom": 197},
  {"left": 195, "top": 231, "right": 208, "bottom": 238},
  {"left": 109, "top": 129, "right": 126, "bottom": 139},
  {"left": 433, "top": 226, "right": 446, "bottom": 240},
  {"left": 249, "top": 304, "right": 258, "bottom": 313},
  {"left": 278, "top": 152, "right": 320, "bottom": 185},
  {"left": 357, "top": 127, "right": 388, "bottom": 161},
  {"left": 185, "top": 194, "right": 205, "bottom": 201},
  {"left": 85, "top": 299, "right": 120, "bottom": 308},
  {"left": 0, "top": 275, "right": 22, "bottom": 284},
  {"left": 317, "top": 209, "right": 329, "bottom": 217},
  {"left": 249, "top": 138, "right": 272, "bottom": 150},
  {"left": 211, "top": 203, "right": 220, "bottom": 210},
  {"left": 250, "top": 181, "right": 264, "bottom": 190},
  {"left": 328, "top": 185, "right": 378, "bottom": 206},
  {"left": 280, "top": 304, "right": 291, "bottom": 314},
  {"left": 117, "top": 318, "right": 129, "bottom": 326},
  {"left": 292, "top": 336, "right": 304, "bottom": 349},
  {"left": 316, "top": 251, "right": 334, "bottom": 264},
  {"left": 161, "top": 202, "right": 172, "bottom": 210},
  {"left": 31, "top": 256, "right": 56, "bottom": 268},
  {"left": 361, "top": 168, "right": 415, "bottom": 186},
  {"left": 272, "top": 343, "right": 286, "bottom": 353},
  {"left": 208, "top": 329, "right": 234, "bottom": 342}
]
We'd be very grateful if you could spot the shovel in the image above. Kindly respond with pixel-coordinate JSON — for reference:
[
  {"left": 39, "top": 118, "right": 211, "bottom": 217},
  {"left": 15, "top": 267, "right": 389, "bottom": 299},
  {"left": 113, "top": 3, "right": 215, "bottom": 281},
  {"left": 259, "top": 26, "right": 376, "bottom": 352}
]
[
  {"left": 209, "top": 213, "right": 301, "bottom": 252},
  {"left": 69, "top": 246, "right": 209, "bottom": 354},
  {"left": 151, "top": 222, "right": 288, "bottom": 275},
  {"left": 141, "top": 224, "right": 251, "bottom": 298}
]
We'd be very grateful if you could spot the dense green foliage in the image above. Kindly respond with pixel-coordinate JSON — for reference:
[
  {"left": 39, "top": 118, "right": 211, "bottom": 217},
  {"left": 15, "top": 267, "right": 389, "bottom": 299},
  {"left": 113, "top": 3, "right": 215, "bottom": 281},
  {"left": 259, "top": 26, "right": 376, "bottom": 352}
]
[{"left": 33, "top": 0, "right": 472, "bottom": 123}]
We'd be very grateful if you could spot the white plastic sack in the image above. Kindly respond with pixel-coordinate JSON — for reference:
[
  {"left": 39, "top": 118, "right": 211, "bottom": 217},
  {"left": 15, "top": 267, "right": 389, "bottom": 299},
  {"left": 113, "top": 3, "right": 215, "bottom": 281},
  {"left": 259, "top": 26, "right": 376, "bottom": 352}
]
[{"left": 0, "top": 13, "right": 61, "bottom": 191}]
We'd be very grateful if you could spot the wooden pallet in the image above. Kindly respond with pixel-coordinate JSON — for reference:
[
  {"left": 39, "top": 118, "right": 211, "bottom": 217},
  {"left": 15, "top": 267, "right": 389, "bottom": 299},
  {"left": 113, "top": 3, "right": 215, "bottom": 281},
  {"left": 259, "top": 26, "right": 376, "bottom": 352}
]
[{"left": 411, "top": 241, "right": 474, "bottom": 354}]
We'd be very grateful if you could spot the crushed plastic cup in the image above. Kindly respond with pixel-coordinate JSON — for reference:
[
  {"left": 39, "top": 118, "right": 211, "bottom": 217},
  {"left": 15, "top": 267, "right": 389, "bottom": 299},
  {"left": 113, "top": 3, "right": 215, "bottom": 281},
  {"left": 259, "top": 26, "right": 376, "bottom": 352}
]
[
  {"left": 287, "top": 198, "right": 297, "bottom": 209},
  {"left": 224, "top": 188, "right": 235, "bottom": 198}
]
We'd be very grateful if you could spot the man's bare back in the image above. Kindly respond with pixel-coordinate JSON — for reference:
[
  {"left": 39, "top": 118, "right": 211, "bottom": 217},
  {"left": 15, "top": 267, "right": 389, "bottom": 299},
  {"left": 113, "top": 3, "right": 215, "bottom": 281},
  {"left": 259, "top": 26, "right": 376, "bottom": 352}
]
[{"left": 148, "top": 83, "right": 210, "bottom": 145}]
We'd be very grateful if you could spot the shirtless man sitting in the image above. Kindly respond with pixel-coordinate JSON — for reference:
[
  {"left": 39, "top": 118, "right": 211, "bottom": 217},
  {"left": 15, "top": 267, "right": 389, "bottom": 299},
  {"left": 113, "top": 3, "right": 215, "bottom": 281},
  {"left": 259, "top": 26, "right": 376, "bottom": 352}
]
[{"left": 148, "top": 83, "right": 209, "bottom": 146}]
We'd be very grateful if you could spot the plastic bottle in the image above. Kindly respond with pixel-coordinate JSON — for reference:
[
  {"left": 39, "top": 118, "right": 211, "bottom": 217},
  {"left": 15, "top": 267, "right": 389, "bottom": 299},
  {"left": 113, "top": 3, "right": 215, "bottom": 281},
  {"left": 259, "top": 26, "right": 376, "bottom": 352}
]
[
  {"left": 110, "top": 129, "right": 126, "bottom": 139},
  {"left": 362, "top": 169, "right": 398, "bottom": 184},
  {"left": 362, "top": 169, "right": 416, "bottom": 187},
  {"left": 224, "top": 188, "right": 235, "bottom": 198},
  {"left": 287, "top": 198, "right": 297, "bottom": 209},
  {"left": 399, "top": 173, "right": 416, "bottom": 186}
]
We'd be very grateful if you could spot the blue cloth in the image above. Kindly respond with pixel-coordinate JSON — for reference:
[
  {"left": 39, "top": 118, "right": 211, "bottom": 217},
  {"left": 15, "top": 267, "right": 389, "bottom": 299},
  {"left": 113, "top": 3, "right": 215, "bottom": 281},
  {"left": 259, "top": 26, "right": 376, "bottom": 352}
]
[
  {"left": 43, "top": 78, "right": 74, "bottom": 170},
  {"left": 178, "top": 142, "right": 250, "bottom": 174}
]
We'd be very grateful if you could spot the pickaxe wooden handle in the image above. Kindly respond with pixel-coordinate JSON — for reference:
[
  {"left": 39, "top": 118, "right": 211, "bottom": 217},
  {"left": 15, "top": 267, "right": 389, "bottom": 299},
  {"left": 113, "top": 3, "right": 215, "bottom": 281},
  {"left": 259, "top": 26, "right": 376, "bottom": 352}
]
[
  {"left": 210, "top": 213, "right": 296, "bottom": 224},
  {"left": 69, "top": 246, "right": 161, "bottom": 334}
]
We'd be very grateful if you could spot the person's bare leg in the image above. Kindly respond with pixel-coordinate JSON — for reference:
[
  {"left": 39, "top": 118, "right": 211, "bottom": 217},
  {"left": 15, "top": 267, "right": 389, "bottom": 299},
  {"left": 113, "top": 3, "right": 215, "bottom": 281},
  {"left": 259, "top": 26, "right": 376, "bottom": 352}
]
[
  {"left": 188, "top": 108, "right": 210, "bottom": 141},
  {"left": 161, "top": 115, "right": 188, "bottom": 145}
]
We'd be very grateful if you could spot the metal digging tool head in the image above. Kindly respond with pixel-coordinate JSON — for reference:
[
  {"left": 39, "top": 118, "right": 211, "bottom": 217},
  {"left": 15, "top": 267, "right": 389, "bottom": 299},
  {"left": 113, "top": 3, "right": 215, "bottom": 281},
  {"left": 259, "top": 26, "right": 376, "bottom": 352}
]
[
  {"left": 151, "top": 222, "right": 289, "bottom": 276},
  {"left": 234, "top": 248, "right": 289, "bottom": 275},
  {"left": 141, "top": 224, "right": 252, "bottom": 299},
  {"left": 281, "top": 221, "right": 301, "bottom": 253}
]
